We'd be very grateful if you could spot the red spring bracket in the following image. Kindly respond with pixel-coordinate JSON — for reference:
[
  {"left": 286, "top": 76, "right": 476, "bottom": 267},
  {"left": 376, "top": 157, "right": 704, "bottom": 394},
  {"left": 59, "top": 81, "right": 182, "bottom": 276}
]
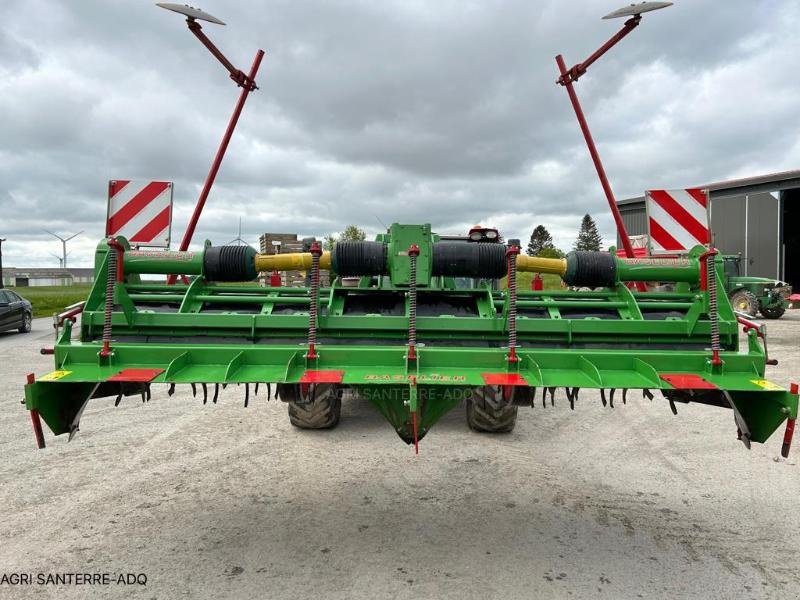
[
  {"left": 407, "top": 244, "right": 420, "bottom": 361},
  {"left": 107, "top": 238, "right": 125, "bottom": 283},
  {"left": 306, "top": 241, "right": 322, "bottom": 360},
  {"left": 698, "top": 247, "right": 718, "bottom": 292},
  {"left": 269, "top": 271, "right": 282, "bottom": 287},
  {"left": 505, "top": 245, "right": 521, "bottom": 363},
  {"left": 783, "top": 383, "right": 799, "bottom": 458}
]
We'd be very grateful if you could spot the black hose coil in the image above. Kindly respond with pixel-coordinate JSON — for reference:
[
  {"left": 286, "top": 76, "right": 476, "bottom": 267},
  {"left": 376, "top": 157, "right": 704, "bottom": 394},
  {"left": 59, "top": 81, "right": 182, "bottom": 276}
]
[
  {"left": 431, "top": 242, "right": 506, "bottom": 279},
  {"left": 331, "top": 241, "right": 387, "bottom": 276}
]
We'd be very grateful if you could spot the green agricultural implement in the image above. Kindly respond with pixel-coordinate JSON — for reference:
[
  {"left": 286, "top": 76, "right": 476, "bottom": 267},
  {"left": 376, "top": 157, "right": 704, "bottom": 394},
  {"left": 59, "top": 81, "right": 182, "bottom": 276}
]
[
  {"left": 722, "top": 254, "right": 792, "bottom": 320},
  {"left": 23, "top": 224, "right": 798, "bottom": 456}
]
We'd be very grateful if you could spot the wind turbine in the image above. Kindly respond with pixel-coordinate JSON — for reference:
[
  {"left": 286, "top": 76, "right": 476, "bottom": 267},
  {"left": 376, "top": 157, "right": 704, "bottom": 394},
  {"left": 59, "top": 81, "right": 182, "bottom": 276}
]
[
  {"left": 44, "top": 230, "right": 83, "bottom": 269},
  {"left": 226, "top": 217, "right": 248, "bottom": 246}
]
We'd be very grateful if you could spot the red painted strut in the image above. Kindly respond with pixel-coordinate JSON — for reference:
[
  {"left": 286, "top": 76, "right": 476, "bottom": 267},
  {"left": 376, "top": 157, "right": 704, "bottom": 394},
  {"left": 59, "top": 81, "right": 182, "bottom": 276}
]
[
  {"left": 167, "top": 47, "right": 265, "bottom": 284},
  {"left": 783, "top": 383, "right": 799, "bottom": 458},
  {"left": 26, "top": 373, "right": 45, "bottom": 449}
]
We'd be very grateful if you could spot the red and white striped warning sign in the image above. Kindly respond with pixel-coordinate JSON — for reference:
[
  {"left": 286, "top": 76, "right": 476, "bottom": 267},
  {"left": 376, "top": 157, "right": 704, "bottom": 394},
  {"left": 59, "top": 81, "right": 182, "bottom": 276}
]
[
  {"left": 106, "top": 180, "right": 173, "bottom": 248},
  {"left": 645, "top": 188, "right": 710, "bottom": 254}
]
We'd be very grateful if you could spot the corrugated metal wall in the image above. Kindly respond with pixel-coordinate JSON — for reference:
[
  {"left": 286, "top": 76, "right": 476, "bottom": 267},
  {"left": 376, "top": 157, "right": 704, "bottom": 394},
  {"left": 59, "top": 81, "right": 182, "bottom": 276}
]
[{"left": 619, "top": 188, "right": 788, "bottom": 279}]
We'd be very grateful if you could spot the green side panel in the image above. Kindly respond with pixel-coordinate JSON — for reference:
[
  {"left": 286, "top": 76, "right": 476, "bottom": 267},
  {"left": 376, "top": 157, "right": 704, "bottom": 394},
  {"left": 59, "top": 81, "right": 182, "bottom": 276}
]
[
  {"left": 358, "top": 385, "right": 466, "bottom": 443},
  {"left": 727, "top": 390, "right": 798, "bottom": 444},
  {"left": 387, "top": 223, "right": 433, "bottom": 287},
  {"left": 25, "top": 381, "right": 97, "bottom": 436}
]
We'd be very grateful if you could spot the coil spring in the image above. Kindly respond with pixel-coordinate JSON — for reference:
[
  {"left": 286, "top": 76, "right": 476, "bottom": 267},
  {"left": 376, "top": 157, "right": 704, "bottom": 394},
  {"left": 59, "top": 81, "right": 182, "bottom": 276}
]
[
  {"left": 307, "top": 249, "right": 320, "bottom": 349},
  {"left": 507, "top": 251, "right": 517, "bottom": 351},
  {"left": 408, "top": 252, "right": 417, "bottom": 349},
  {"left": 706, "top": 249, "right": 721, "bottom": 351},
  {"left": 102, "top": 244, "right": 117, "bottom": 345}
]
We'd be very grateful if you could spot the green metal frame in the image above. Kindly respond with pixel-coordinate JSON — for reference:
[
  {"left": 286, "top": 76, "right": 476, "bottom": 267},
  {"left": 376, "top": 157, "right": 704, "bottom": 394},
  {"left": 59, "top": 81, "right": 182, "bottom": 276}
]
[{"left": 23, "top": 224, "right": 798, "bottom": 450}]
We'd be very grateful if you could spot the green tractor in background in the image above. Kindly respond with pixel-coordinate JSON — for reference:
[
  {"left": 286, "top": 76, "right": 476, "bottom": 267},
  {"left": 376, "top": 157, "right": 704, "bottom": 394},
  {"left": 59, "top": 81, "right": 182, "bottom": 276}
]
[{"left": 722, "top": 254, "right": 791, "bottom": 319}]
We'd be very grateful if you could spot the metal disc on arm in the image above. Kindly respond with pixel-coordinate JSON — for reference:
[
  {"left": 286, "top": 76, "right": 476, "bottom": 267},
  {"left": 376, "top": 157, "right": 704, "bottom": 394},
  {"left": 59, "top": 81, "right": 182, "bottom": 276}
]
[
  {"left": 155, "top": 3, "right": 226, "bottom": 25},
  {"left": 602, "top": 2, "right": 673, "bottom": 20}
]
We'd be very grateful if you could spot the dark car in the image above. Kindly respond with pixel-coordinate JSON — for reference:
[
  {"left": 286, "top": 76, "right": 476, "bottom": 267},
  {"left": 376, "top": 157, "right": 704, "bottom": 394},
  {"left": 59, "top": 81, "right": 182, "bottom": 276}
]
[{"left": 0, "top": 289, "right": 32, "bottom": 333}]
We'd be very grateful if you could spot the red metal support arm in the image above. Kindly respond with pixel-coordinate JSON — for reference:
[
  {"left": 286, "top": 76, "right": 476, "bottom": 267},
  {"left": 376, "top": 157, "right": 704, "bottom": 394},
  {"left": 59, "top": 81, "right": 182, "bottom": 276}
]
[
  {"left": 557, "top": 17, "right": 640, "bottom": 85},
  {"left": 167, "top": 48, "right": 264, "bottom": 284},
  {"left": 187, "top": 20, "right": 257, "bottom": 90},
  {"left": 554, "top": 53, "right": 639, "bottom": 265}
]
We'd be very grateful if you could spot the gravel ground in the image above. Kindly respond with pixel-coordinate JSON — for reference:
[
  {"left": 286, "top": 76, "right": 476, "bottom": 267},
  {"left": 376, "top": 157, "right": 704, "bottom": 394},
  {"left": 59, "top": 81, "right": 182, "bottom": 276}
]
[{"left": 1, "top": 314, "right": 799, "bottom": 599}]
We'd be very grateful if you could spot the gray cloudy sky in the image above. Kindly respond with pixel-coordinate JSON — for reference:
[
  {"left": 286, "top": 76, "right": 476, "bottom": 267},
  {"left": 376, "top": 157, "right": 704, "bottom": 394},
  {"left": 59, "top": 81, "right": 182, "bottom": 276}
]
[{"left": 1, "top": 0, "right": 798, "bottom": 267}]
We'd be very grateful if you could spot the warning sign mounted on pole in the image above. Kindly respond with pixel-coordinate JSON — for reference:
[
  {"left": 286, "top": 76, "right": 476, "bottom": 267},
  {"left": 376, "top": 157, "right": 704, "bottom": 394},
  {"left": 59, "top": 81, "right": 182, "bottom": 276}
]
[
  {"left": 645, "top": 188, "right": 710, "bottom": 254},
  {"left": 106, "top": 180, "right": 173, "bottom": 248}
]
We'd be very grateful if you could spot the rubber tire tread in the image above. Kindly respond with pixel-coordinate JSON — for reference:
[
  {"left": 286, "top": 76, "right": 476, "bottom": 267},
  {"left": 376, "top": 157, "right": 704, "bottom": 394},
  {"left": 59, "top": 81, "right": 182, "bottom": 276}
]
[
  {"left": 729, "top": 289, "right": 758, "bottom": 317},
  {"left": 286, "top": 384, "right": 342, "bottom": 429},
  {"left": 466, "top": 385, "right": 518, "bottom": 433},
  {"left": 759, "top": 306, "right": 786, "bottom": 319}
]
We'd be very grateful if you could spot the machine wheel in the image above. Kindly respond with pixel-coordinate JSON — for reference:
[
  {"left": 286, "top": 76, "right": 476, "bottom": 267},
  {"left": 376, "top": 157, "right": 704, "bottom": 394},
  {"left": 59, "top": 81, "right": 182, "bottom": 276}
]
[
  {"left": 729, "top": 289, "right": 758, "bottom": 317},
  {"left": 280, "top": 384, "right": 342, "bottom": 429},
  {"left": 466, "top": 385, "right": 518, "bottom": 433},
  {"left": 759, "top": 306, "right": 786, "bottom": 319},
  {"left": 18, "top": 312, "right": 32, "bottom": 333}
]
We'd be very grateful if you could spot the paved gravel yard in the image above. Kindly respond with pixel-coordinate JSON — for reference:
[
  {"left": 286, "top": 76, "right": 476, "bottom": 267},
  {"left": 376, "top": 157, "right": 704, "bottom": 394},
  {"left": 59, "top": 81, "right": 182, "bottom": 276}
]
[{"left": 1, "top": 314, "right": 799, "bottom": 599}]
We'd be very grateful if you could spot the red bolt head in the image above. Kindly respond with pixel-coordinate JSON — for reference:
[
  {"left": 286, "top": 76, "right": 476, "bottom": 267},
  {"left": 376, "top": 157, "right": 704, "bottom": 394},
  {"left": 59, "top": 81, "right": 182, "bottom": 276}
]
[
  {"left": 408, "top": 244, "right": 420, "bottom": 257},
  {"left": 506, "top": 245, "right": 520, "bottom": 257},
  {"left": 309, "top": 241, "right": 322, "bottom": 256}
]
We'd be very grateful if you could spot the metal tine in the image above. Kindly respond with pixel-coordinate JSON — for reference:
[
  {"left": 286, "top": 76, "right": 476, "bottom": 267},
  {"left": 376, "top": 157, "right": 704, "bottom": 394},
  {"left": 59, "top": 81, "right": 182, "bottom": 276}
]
[
  {"left": 643, "top": 388, "right": 654, "bottom": 401},
  {"left": 146, "top": 384, "right": 151, "bottom": 402},
  {"left": 140, "top": 386, "right": 147, "bottom": 403},
  {"left": 622, "top": 388, "right": 628, "bottom": 405},
  {"left": 668, "top": 396, "right": 678, "bottom": 415},
  {"left": 167, "top": 383, "right": 176, "bottom": 397},
  {"left": 201, "top": 383, "right": 208, "bottom": 405},
  {"left": 191, "top": 383, "right": 197, "bottom": 398},
  {"left": 548, "top": 387, "right": 556, "bottom": 406},
  {"left": 244, "top": 383, "right": 250, "bottom": 408},
  {"left": 212, "top": 383, "right": 219, "bottom": 404},
  {"left": 222, "top": 383, "right": 228, "bottom": 390},
  {"left": 609, "top": 388, "right": 615, "bottom": 408},
  {"left": 114, "top": 392, "right": 123, "bottom": 407},
  {"left": 254, "top": 382, "right": 259, "bottom": 396},
  {"left": 266, "top": 383, "right": 271, "bottom": 400},
  {"left": 565, "top": 387, "right": 577, "bottom": 410},
  {"left": 530, "top": 386, "right": 536, "bottom": 408},
  {"left": 600, "top": 388, "right": 607, "bottom": 407}
]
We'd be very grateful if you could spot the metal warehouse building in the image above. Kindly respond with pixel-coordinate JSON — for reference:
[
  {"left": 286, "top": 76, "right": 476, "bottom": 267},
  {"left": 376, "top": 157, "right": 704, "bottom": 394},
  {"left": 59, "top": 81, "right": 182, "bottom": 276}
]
[{"left": 618, "top": 169, "right": 800, "bottom": 291}]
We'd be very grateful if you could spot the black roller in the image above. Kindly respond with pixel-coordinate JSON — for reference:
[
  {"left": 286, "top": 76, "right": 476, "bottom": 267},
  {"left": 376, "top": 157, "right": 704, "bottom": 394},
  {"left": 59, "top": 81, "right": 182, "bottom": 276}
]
[
  {"left": 563, "top": 251, "right": 617, "bottom": 287},
  {"left": 203, "top": 245, "right": 258, "bottom": 282},
  {"left": 331, "top": 241, "right": 388, "bottom": 276},
  {"left": 432, "top": 242, "right": 506, "bottom": 279}
]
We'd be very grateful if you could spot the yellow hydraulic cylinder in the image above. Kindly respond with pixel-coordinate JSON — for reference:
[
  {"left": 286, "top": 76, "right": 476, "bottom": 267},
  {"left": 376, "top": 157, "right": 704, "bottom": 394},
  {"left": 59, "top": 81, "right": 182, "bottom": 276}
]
[
  {"left": 254, "top": 251, "right": 331, "bottom": 272},
  {"left": 515, "top": 255, "right": 567, "bottom": 276}
]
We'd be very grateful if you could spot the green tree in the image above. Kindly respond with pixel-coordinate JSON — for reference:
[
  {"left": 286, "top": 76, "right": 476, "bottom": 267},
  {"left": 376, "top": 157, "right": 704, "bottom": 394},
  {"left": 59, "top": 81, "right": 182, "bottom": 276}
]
[
  {"left": 538, "top": 246, "right": 565, "bottom": 259},
  {"left": 322, "top": 225, "right": 367, "bottom": 251},
  {"left": 341, "top": 225, "right": 367, "bottom": 242},
  {"left": 526, "top": 225, "right": 555, "bottom": 256},
  {"left": 573, "top": 214, "right": 603, "bottom": 251},
  {"left": 322, "top": 234, "right": 337, "bottom": 251}
]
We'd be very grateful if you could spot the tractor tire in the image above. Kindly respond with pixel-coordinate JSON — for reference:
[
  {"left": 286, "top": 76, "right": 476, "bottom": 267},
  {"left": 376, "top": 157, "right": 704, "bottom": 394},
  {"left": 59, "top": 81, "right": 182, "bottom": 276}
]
[
  {"left": 18, "top": 312, "right": 32, "bottom": 334},
  {"left": 759, "top": 306, "right": 786, "bottom": 319},
  {"left": 280, "top": 384, "right": 342, "bottom": 430},
  {"left": 729, "top": 289, "right": 758, "bottom": 317},
  {"left": 466, "top": 385, "right": 518, "bottom": 433}
]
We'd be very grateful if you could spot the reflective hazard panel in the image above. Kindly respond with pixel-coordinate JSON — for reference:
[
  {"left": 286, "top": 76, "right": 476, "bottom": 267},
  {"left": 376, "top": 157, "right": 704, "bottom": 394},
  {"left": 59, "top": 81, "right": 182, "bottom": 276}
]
[
  {"left": 39, "top": 370, "right": 72, "bottom": 381},
  {"left": 750, "top": 379, "right": 783, "bottom": 391}
]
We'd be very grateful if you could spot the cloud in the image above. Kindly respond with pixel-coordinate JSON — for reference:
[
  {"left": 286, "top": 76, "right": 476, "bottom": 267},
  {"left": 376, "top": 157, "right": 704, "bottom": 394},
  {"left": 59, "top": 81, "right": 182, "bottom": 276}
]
[{"left": 0, "top": 0, "right": 797, "bottom": 267}]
